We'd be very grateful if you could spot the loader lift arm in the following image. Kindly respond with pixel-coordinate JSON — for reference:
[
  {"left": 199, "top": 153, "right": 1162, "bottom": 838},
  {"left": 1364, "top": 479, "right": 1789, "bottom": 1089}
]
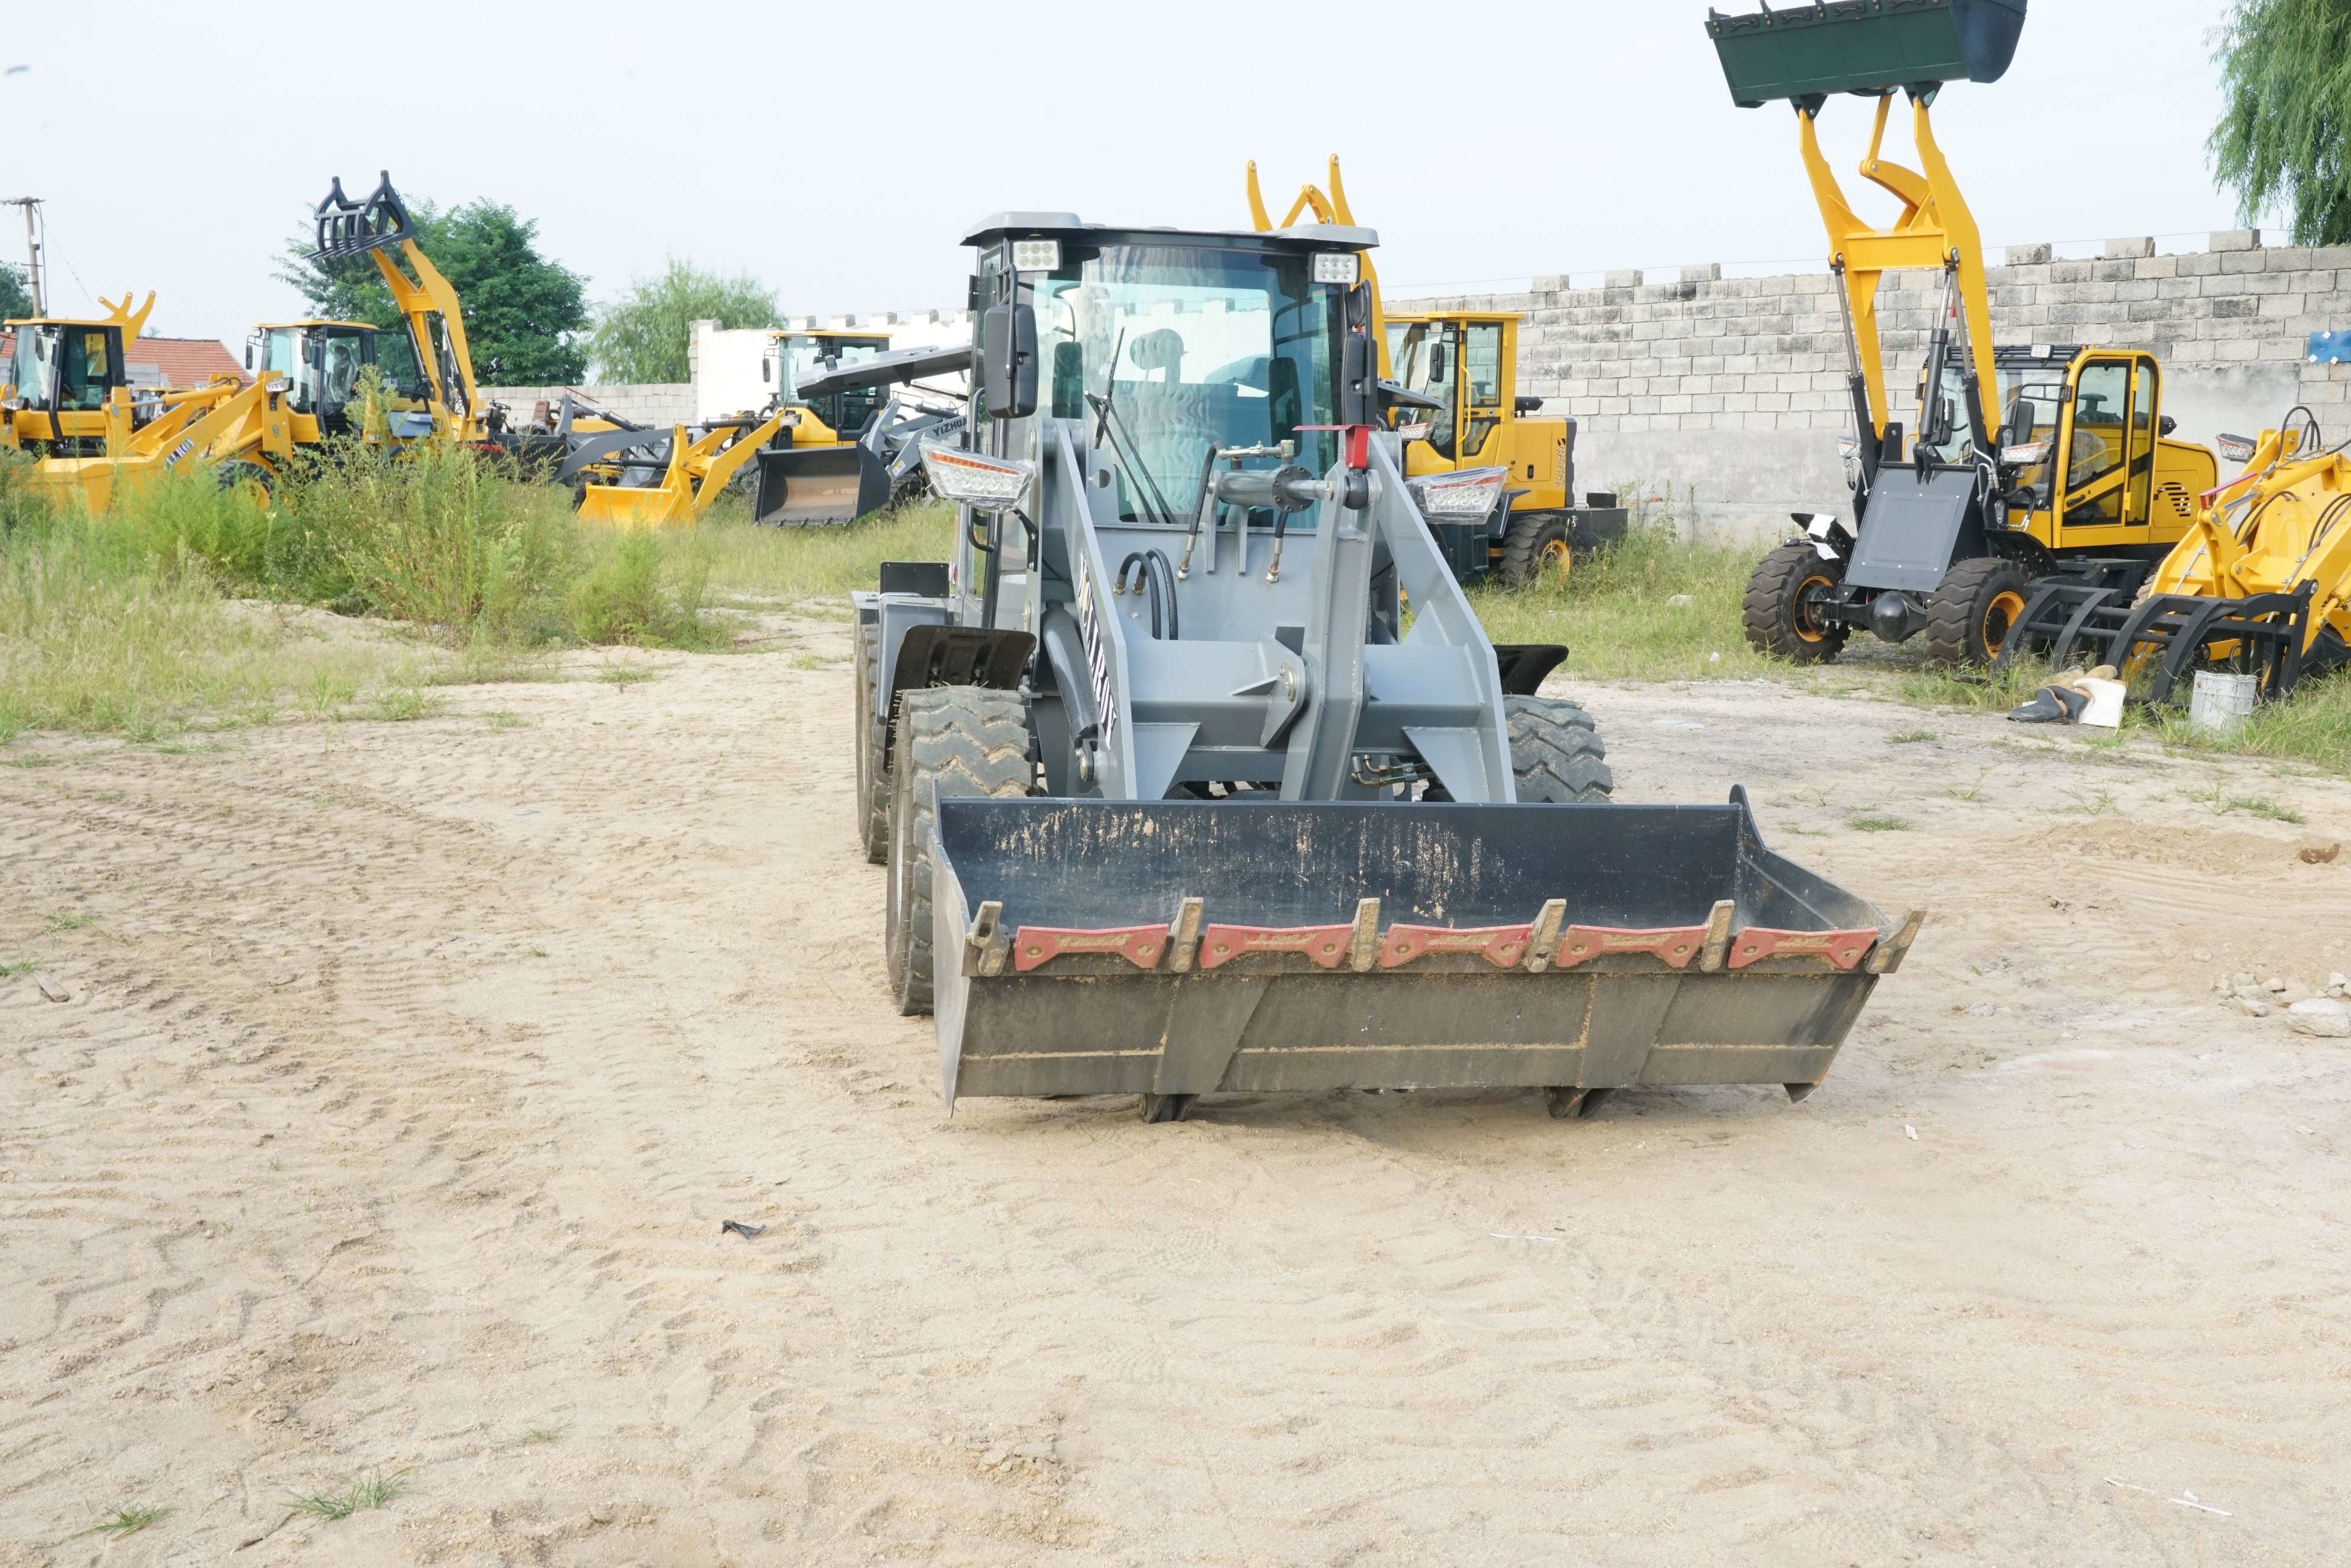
[{"left": 312, "top": 172, "right": 483, "bottom": 443}]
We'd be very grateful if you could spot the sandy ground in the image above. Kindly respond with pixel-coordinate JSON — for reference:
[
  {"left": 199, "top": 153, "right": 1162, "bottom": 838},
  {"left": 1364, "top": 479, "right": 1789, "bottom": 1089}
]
[{"left": 4, "top": 623, "right": 2350, "bottom": 1567}]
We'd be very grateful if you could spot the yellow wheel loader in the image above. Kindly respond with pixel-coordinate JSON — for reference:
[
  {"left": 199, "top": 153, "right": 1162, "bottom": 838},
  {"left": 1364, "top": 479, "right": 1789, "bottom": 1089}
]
[
  {"left": 853, "top": 210, "right": 1921, "bottom": 1123},
  {"left": 1709, "top": 0, "right": 2219, "bottom": 668},
  {"left": 574, "top": 408, "right": 793, "bottom": 529},
  {"left": 31, "top": 173, "right": 493, "bottom": 513},
  {"left": 1994, "top": 410, "right": 2351, "bottom": 701},
  {"left": 3, "top": 292, "right": 161, "bottom": 456},
  {"left": 1246, "top": 157, "right": 1628, "bottom": 586}
]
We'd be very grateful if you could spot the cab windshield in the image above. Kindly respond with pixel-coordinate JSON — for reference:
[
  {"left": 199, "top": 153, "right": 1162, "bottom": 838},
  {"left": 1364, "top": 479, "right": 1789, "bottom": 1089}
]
[
  {"left": 7, "top": 326, "right": 53, "bottom": 406},
  {"left": 1992, "top": 358, "right": 2072, "bottom": 494},
  {"left": 775, "top": 335, "right": 886, "bottom": 400},
  {"left": 1033, "top": 243, "right": 1342, "bottom": 523}
]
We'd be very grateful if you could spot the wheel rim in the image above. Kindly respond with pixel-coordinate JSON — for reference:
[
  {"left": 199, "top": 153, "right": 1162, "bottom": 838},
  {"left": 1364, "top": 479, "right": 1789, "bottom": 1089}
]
[
  {"left": 1793, "top": 573, "right": 1837, "bottom": 642},
  {"left": 1983, "top": 588, "right": 2026, "bottom": 655},
  {"left": 1538, "top": 537, "right": 1572, "bottom": 578}
]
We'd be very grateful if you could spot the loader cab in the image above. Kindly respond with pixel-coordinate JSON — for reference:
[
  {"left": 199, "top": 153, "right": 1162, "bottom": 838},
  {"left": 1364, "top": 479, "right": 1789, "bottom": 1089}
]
[
  {"left": 978, "top": 221, "right": 1356, "bottom": 527},
  {"left": 3, "top": 318, "right": 129, "bottom": 452},
  {"left": 1385, "top": 310, "right": 1569, "bottom": 507},
  {"left": 252, "top": 322, "right": 377, "bottom": 435},
  {"left": 1984, "top": 346, "right": 2210, "bottom": 555},
  {"left": 765, "top": 331, "right": 890, "bottom": 438}
]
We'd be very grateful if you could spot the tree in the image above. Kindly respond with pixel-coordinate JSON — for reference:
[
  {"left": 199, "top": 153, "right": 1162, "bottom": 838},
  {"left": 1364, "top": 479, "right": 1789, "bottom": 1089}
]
[
  {"left": 0, "top": 260, "right": 30, "bottom": 320},
  {"left": 2210, "top": 0, "right": 2351, "bottom": 245},
  {"left": 586, "top": 261, "right": 778, "bottom": 384},
  {"left": 277, "top": 197, "right": 590, "bottom": 384}
]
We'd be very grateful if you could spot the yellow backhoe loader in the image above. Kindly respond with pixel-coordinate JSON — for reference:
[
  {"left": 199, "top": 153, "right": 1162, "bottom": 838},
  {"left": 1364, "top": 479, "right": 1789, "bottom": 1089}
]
[
  {"left": 1709, "top": 0, "right": 2220, "bottom": 667},
  {"left": 1246, "top": 157, "right": 1627, "bottom": 585},
  {"left": 574, "top": 408, "right": 793, "bottom": 529}
]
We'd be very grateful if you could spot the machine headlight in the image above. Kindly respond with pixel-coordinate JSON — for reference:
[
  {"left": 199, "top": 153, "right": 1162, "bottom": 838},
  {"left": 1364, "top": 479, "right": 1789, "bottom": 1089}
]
[
  {"left": 2004, "top": 439, "right": 2052, "bottom": 466},
  {"left": 1395, "top": 421, "right": 1434, "bottom": 442},
  {"left": 1012, "top": 239, "right": 1062, "bottom": 272},
  {"left": 2216, "top": 433, "right": 2256, "bottom": 464},
  {"left": 1312, "top": 252, "right": 1361, "bottom": 286},
  {"left": 918, "top": 440, "right": 1034, "bottom": 510},
  {"left": 1407, "top": 465, "right": 1508, "bottom": 520}
]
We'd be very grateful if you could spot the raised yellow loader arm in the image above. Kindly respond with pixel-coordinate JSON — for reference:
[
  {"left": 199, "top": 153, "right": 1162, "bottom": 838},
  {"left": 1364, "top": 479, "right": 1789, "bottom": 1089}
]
[
  {"left": 1799, "top": 92, "right": 1994, "bottom": 446},
  {"left": 1246, "top": 155, "right": 1389, "bottom": 380},
  {"left": 312, "top": 173, "right": 484, "bottom": 444}
]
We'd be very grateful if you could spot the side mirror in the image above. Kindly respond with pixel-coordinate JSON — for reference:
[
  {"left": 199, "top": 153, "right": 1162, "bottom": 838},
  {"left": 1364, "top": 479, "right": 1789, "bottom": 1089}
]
[
  {"left": 760, "top": 358, "right": 770, "bottom": 384},
  {"left": 980, "top": 302, "right": 1037, "bottom": 421},
  {"left": 243, "top": 344, "right": 254, "bottom": 371}
]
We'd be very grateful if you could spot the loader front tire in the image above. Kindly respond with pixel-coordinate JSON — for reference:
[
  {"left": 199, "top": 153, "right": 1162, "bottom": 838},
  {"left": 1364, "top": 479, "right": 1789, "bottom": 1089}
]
[
  {"left": 852, "top": 621, "right": 889, "bottom": 863},
  {"left": 1923, "top": 557, "right": 2031, "bottom": 667},
  {"left": 1497, "top": 512, "right": 1573, "bottom": 588},
  {"left": 1743, "top": 542, "right": 1848, "bottom": 662},
  {"left": 1505, "top": 696, "right": 1613, "bottom": 802},
  {"left": 885, "top": 686, "right": 1031, "bottom": 1016}
]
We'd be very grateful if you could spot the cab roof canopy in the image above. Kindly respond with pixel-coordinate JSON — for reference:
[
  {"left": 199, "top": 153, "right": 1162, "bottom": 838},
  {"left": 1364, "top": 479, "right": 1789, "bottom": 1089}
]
[{"left": 962, "top": 212, "right": 1378, "bottom": 253}]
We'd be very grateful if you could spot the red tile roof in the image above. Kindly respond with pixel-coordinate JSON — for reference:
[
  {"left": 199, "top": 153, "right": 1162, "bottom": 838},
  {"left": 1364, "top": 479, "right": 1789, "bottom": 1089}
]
[{"left": 0, "top": 331, "right": 247, "bottom": 387}]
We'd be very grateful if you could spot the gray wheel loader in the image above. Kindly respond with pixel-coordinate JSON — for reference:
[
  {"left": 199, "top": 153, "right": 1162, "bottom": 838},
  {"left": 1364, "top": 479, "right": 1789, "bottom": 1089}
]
[{"left": 853, "top": 213, "right": 1922, "bottom": 1122}]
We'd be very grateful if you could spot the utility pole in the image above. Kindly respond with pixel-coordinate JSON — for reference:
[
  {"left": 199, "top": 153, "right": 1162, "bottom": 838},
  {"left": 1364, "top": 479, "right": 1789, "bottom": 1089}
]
[{"left": 2, "top": 197, "right": 41, "bottom": 315}]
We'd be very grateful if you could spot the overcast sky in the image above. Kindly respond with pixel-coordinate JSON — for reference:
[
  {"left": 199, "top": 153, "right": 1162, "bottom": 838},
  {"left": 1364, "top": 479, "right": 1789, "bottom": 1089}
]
[{"left": 13, "top": 1, "right": 2265, "bottom": 350}]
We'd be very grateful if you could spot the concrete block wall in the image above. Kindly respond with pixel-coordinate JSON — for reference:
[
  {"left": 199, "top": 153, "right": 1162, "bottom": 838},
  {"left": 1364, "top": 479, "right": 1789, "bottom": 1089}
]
[
  {"left": 1396, "top": 231, "right": 2349, "bottom": 540},
  {"left": 475, "top": 382, "right": 694, "bottom": 429}
]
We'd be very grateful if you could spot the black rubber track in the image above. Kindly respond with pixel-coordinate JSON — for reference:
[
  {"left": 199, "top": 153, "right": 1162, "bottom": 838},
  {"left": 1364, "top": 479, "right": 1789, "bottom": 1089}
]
[{"left": 885, "top": 687, "right": 1031, "bottom": 1016}]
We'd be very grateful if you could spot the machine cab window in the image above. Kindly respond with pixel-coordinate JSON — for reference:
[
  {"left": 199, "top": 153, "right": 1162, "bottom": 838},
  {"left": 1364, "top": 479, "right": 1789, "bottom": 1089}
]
[
  {"left": 1459, "top": 321, "right": 1504, "bottom": 458},
  {"left": 10, "top": 325, "right": 124, "bottom": 413},
  {"left": 1387, "top": 319, "right": 1459, "bottom": 458},
  {"left": 2062, "top": 359, "right": 2132, "bottom": 526},
  {"left": 1029, "top": 241, "right": 1343, "bottom": 524}
]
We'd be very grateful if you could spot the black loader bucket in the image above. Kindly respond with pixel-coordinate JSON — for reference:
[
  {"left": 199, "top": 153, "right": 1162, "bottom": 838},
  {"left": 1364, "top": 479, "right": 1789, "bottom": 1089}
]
[
  {"left": 1708, "top": 0, "right": 2027, "bottom": 108},
  {"left": 753, "top": 443, "right": 893, "bottom": 527},
  {"left": 930, "top": 791, "right": 1923, "bottom": 1117}
]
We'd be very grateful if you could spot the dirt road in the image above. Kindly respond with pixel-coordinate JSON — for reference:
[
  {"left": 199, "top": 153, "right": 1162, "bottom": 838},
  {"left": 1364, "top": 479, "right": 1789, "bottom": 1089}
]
[{"left": 5, "top": 629, "right": 2349, "bottom": 1566}]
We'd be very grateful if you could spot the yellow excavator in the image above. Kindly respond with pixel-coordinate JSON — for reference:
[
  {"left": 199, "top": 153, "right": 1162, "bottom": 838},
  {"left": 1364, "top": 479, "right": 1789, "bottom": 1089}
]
[
  {"left": 1709, "top": 0, "right": 2219, "bottom": 667},
  {"left": 1246, "top": 157, "right": 1625, "bottom": 585}
]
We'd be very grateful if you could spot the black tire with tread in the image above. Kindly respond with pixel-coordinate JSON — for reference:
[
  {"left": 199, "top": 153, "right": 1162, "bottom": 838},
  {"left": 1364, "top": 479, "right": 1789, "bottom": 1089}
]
[
  {"left": 885, "top": 687, "right": 1031, "bottom": 1015},
  {"left": 1923, "top": 556, "right": 2031, "bottom": 667},
  {"left": 1497, "top": 511, "right": 1572, "bottom": 588},
  {"left": 1743, "top": 541, "right": 1850, "bottom": 663},
  {"left": 852, "top": 621, "right": 889, "bottom": 863},
  {"left": 1505, "top": 695, "right": 1613, "bottom": 801}
]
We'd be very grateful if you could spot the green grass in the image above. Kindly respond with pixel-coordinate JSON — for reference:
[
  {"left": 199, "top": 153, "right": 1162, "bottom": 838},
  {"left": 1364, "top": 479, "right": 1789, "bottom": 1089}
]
[
  {"left": 1847, "top": 814, "right": 1911, "bottom": 832},
  {"left": 597, "top": 660, "right": 658, "bottom": 686},
  {"left": 83, "top": 1502, "right": 171, "bottom": 1539},
  {"left": 1887, "top": 728, "right": 1937, "bottom": 744},
  {"left": 369, "top": 688, "right": 442, "bottom": 722},
  {"left": 285, "top": 1467, "right": 411, "bottom": 1522},
  {"left": 1469, "top": 520, "right": 1772, "bottom": 681},
  {"left": 697, "top": 499, "right": 953, "bottom": 604}
]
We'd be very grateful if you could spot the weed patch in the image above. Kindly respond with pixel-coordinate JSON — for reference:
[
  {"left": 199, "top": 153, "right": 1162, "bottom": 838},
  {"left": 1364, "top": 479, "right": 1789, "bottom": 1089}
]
[{"left": 286, "top": 1467, "right": 411, "bottom": 1522}]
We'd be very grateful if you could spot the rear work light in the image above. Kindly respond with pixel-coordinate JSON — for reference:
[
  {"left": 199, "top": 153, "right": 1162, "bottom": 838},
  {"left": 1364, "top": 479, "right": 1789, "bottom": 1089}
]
[
  {"left": 1011, "top": 239, "right": 1061, "bottom": 272},
  {"left": 919, "top": 441, "right": 1035, "bottom": 510}
]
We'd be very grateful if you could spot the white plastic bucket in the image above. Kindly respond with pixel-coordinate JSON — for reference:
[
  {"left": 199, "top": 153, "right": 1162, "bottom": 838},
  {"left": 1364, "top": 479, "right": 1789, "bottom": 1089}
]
[{"left": 2190, "top": 670, "right": 2259, "bottom": 735}]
